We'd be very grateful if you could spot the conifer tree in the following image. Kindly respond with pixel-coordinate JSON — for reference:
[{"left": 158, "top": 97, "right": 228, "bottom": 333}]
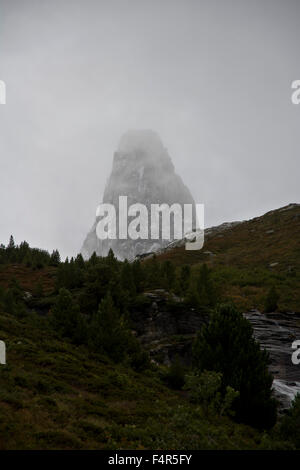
[
  {"left": 89, "top": 292, "right": 130, "bottom": 362},
  {"left": 50, "top": 249, "right": 61, "bottom": 266},
  {"left": 132, "top": 259, "right": 144, "bottom": 293},
  {"left": 75, "top": 253, "right": 85, "bottom": 269},
  {"left": 180, "top": 264, "right": 191, "bottom": 294},
  {"left": 121, "top": 260, "right": 136, "bottom": 296},
  {"left": 51, "top": 288, "right": 82, "bottom": 340},
  {"left": 197, "top": 263, "right": 216, "bottom": 307},
  {"left": 8, "top": 235, "right": 15, "bottom": 249},
  {"left": 192, "top": 303, "right": 277, "bottom": 428},
  {"left": 162, "top": 260, "right": 176, "bottom": 291}
]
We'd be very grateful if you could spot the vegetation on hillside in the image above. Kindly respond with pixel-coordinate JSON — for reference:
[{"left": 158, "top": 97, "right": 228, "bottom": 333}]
[
  {"left": 0, "top": 221, "right": 299, "bottom": 449},
  {"left": 154, "top": 204, "right": 300, "bottom": 312}
]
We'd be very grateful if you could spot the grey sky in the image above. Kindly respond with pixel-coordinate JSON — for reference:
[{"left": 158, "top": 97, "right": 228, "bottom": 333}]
[{"left": 0, "top": 0, "right": 299, "bottom": 259}]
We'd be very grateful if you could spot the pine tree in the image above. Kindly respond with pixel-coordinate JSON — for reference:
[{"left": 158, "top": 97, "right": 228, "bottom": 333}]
[
  {"left": 180, "top": 264, "right": 191, "bottom": 294},
  {"left": 192, "top": 303, "right": 277, "bottom": 429},
  {"left": 7, "top": 235, "right": 16, "bottom": 262},
  {"left": 8, "top": 235, "right": 15, "bottom": 249},
  {"left": 197, "top": 263, "right": 216, "bottom": 307},
  {"left": 132, "top": 260, "right": 144, "bottom": 293},
  {"left": 89, "top": 252, "right": 98, "bottom": 265},
  {"left": 185, "top": 278, "right": 201, "bottom": 307},
  {"left": 89, "top": 292, "right": 130, "bottom": 362},
  {"left": 51, "top": 288, "right": 81, "bottom": 340},
  {"left": 162, "top": 260, "right": 176, "bottom": 291},
  {"left": 121, "top": 260, "right": 136, "bottom": 296},
  {"left": 107, "top": 248, "right": 116, "bottom": 262},
  {"left": 19, "top": 241, "right": 29, "bottom": 261},
  {"left": 50, "top": 249, "right": 61, "bottom": 266},
  {"left": 75, "top": 253, "right": 85, "bottom": 269},
  {"left": 146, "top": 255, "right": 162, "bottom": 287}
]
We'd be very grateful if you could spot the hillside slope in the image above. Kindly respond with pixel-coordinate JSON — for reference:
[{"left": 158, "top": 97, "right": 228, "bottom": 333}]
[
  {"left": 0, "top": 308, "right": 261, "bottom": 450},
  {"left": 155, "top": 203, "right": 300, "bottom": 312},
  {"left": 0, "top": 204, "right": 299, "bottom": 449}
]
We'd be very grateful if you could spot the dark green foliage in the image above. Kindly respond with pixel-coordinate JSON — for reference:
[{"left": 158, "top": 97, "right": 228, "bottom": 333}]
[
  {"left": 192, "top": 303, "right": 277, "bottom": 429},
  {"left": 131, "top": 260, "right": 145, "bottom": 293},
  {"left": 121, "top": 260, "right": 136, "bottom": 297},
  {"left": 89, "top": 252, "right": 98, "bottom": 265},
  {"left": 184, "top": 278, "right": 201, "bottom": 308},
  {"left": 164, "top": 355, "right": 186, "bottom": 389},
  {"left": 23, "top": 252, "right": 33, "bottom": 268},
  {"left": 89, "top": 292, "right": 149, "bottom": 368},
  {"left": 0, "top": 237, "right": 52, "bottom": 267},
  {"left": 33, "top": 279, "right": 44, "bottom": 298},
  {"left": 75, "top": 253, "right": 85, "bottom": 269},
  {"left": 183, "top": 263, "right": 217, "bottom": 309},
  {"left": 145, "top": 255, "right": 162, "bottom": 287},
  {"left": 184, "top": 370, "right": 239, "bottom": 417},
  {"left": 0, "top": 302, "right": 269, "bottom": 450},
  {"left": 264, "top": 286, "right": 279, "bottom": 313},
  {"left": 197, "top": 264, "right": 217, "bottom": 307},
  {"left": 8, "top": 235, "right": 15, "bottom": 249},
  {"left": 50, "top": 288, "right": 87, "bottom": 344},
  {"left": 162, "top": 260, "right": 176, "bottom": 291},
  {"left": 2, "top": 280, "right": 27, "bottom": 317},
  {"left": 79, "top": 260, "right": 121, "bottom": 314},
  {"left": 3, "top": 289, "right": 16, "bottom": 315},
  {"left": 50, "top": 250, "right": 61, "bottom": 266},
  {"left": 8, "top": 278, "right": 24, "bottom": 302},
  {"left": 179, "top": 264, "right": 191, "bottom": 294},
  {"left": 279, "top": 394, "right": 300, "bottom": 448},
  {"left": 55, "top": 257, "right": 84, "bottom": 291},
  {"left": 0, "top": 235, "right": 288, "bottom": 437},
  {"left": 89, "top": 292, "right": 127, "bottom": 361}
]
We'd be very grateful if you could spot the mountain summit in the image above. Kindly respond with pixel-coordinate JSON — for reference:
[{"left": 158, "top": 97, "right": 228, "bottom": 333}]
[{"left": 81, "top": 130, "right": 196, "bottom": 260}]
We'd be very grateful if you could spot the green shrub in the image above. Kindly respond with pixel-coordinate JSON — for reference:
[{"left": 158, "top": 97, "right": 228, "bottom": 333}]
[{"left": 184, "top": 370, "right": 239, "bottom": 417}]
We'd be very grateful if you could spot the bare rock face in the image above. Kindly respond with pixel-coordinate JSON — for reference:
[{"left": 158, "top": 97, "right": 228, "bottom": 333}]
[{"left": 81, "top": 130, "right": 196, "bottom": 260}]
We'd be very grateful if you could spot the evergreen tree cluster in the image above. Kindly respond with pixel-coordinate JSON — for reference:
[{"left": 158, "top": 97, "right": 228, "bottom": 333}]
[
  {"left": 0, "top": 238, "right": 281, "bottom": 430},
  {"left": 0, "top": 235, "right": 60, "bottom": 269}
]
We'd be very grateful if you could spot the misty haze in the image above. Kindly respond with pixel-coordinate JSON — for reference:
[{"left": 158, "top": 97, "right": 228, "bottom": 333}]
[
  {"left": 0, "top": 0, "right": 299, "bottom": 258},
  {"left": 0, "top": 0, "right": 300, "bottom": 455}
]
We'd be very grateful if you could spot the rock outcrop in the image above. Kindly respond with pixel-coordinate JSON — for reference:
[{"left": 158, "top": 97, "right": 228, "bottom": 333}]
[
  {"left": 244, "top": 310, "right": 300, "bottom": 411},
  {"left": 81, "top": 130, "right": 196, "bottom": 260},
  {"left": 130, "top": 289, "right": 208, "bottom": 365}
]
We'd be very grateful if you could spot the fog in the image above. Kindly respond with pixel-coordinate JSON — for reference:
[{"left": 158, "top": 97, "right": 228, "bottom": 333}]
[{"left": 0, "top": 0, "right": 299, "bottom": 258}]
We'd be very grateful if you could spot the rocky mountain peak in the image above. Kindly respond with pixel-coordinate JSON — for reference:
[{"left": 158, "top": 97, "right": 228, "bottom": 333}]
[{"left": 81, "top": 130, "right": 196, "bottom": 260}]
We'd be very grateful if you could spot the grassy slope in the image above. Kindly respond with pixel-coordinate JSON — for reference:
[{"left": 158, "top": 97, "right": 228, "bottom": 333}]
[
  {"left": 156, "top": 204, "right": 300, "bottom": 312},
  {"left": 0, "top": 309, "right": 261, "bottom": 450},
  {"left": 0, "top": 203, "right": 299, "bottom": 449}
]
